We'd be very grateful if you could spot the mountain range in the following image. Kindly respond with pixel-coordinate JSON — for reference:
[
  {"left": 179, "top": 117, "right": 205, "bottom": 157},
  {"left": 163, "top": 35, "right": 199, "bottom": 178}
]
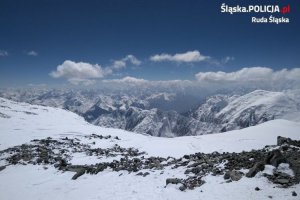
[{"left": 1, "top": 88, "right": 299, "bottom": 137}]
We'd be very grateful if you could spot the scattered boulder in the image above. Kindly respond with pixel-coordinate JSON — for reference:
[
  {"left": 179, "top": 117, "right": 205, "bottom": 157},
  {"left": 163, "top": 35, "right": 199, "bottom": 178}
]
[
  {"left": 246, "top": 161, "right": 265, "bottom": 178},
  {"left": 229, "top": 170, "right": 244, "bottom": 181},
  {"left": 71, "top": 169, "right": 85, "bottom": 180},
  {"left": 136, "top": 172, "right": 143, "bottom": 176},
  {"left": 0, "top": 166, "right": 6, "bottom": 171},
  {"left": 224, "top": 170, "right": 243, "bottom": 181},
  {"left": 179, "top": 184, "right": 187, "bottom": 191},
  {"left": 191, "top": 167, "right": 202, "bottom": 174},
  {"left": 136, "top": 172, "right": 150, "bottom": 177},
  {"left": 166, "top": 178, "right": 182, "bottom": 185},
  {"left": 223, "top": 171, "right": 231, "bottom": 180},
  {"left": 292, "top": 191, "right": 297, "bottom": 196},
  {"left": 143, "top": 172, "right": 150, "bottom": 177}
]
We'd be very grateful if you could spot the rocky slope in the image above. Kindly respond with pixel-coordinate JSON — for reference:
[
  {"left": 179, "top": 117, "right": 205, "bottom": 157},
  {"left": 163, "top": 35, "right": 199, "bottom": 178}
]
[{"left": 1, "top": 135, "right": 300, "bottom": 191}]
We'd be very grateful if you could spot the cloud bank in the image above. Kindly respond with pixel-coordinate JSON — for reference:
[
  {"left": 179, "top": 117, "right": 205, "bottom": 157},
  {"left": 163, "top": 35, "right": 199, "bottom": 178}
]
[
  {"left": 150, "top": 50, "right": 209, "bottom": 63},
  {"left": 195, "top": 67, "right": 300, "bottom": 82},
  {"left": 104, "top": 76, "right": 148, "bottom": 84},
  {"left": 101, "top": 67, "right": 300, "bottom": 94}
]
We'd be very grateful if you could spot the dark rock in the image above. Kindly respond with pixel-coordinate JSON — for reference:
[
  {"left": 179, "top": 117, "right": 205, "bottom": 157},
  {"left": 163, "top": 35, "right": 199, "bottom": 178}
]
[
  {"left": 179, "top": 184, "right": 187, "bottom": 191},
  {"left": 183, "top": 177, "right": 205, "bottom": 189},
  {"left": 36, "top": 158, "right": 43, "bottom": 164},
  {"left": 0, "top": 166, "right": 6, "bottom": 171},
  {"left": 277, "top": 136, "right": 292, "bottom": 146},
  {"left": 265, "top": 150, "right": 287, "bottom": 167},
  {"left": 246, "top": 161, "right": 265, "bottom": 178},
  {"left": 166, "top": 178, "right": 182, "bottom": 185},
  {"left": 191, "top": 167, "right": 202, "bottom": 174},
  {"left": 143, "top": 172, "right": 150, "bottom": 177},
  {"left": 212, "top": 168, "right": 222, "bottom": 176},
  {"left": 179, "top": 161, "right": 189, "bottom": 167},
  {"left": 229, "top": 170, "right": 243, "bottom": 181},
  {"left": 187, "top": 162, "right": 201, "bottom": 168},
  {"left": 292, "top": 191, "right": 297, "bottom": 196},
  {"left": 136, "top": 172, "right": 143, "bottom": 176},
  {"left": 133, "top": 158, "right": 141, "bottom": 163},
  {"left": 255, "top": 187, "right": 260, "bottom": 191},
  {"left": 224, "top": 171, "right": 230, "bottom": 180},
  {"left": 95, "top": 164, "right": 107, "bottom": 173},
  {"left": 59, "top": 159, "right": 68, "bottom": 168},
  {"left": 281, "top": 145, "right": 289, "bottom": 151},
  {"left": 71, "top": 169, "right": 85, "bottom": 180}
]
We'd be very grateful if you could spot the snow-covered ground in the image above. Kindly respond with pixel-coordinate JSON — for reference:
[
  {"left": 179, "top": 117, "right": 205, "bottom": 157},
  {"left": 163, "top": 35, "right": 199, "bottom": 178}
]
[{"left": 1, "top": 97, "right": 300, "bottom": 200}]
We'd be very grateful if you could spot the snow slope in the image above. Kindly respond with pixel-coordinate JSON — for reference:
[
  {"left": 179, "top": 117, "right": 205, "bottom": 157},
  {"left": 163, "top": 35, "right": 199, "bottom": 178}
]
[
  {"left": 1, "top": 97, "right": 300, "bottom": 200},
  {"left": 216, "top": 90, "right": 300, "bottom": 130},
  {"left": 1, "top": 97, "right": 300, "bottom": 156},
  {"left": 192, "top": 90, "right": 300, "bottom": 133}
]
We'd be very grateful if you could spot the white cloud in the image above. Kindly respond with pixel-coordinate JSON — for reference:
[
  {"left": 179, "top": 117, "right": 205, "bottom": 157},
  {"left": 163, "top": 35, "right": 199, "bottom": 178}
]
[
  {"left": 49, "top": 60, "right": 104, "bottom": 85},
  {"left": 27, "top": 50, "right": 38, "bottom": 56},
  {"left": 150, "top": 50, "right": 209, "bottom": 63},
  {"left": 111, "top": 60, "right": 126, "bottom": 69},
  {"left": 222, "top": 56, "right": 235, "bottom": 64},
  {"left": 0, "top": 50, "right": 8, "bottom": 57},
  {"left": 49, "top": 55, "right": 141, "bottom": 85},
  {"left": 125, "top": 55, "right": 141, "bottom": 65},
  {"left": 111, "top": 55, "right": 141, "bottom": 69},
  {"left": 195, "top": 67, "right": 300, "bottom": 82}
]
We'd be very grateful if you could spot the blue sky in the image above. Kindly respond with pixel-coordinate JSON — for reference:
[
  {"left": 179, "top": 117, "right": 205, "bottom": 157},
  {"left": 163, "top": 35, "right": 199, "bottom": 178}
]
[{"left": 0, "top": 0, "right": 300, "bottom": 86}]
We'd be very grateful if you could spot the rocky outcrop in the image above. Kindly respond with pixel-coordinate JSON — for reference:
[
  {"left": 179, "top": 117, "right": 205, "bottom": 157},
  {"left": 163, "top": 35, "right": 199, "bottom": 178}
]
[
  {"left": 0, "top": 135, "right": 299, "bottom": 191},
  {"left": 265, "top": 149, "right": 287, "bottom": 167}
]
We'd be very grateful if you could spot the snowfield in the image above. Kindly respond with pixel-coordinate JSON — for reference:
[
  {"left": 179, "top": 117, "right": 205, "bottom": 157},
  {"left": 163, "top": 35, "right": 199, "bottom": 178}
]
[{"left": 1, "top": 97, "right": 300, "bottom": 200}]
